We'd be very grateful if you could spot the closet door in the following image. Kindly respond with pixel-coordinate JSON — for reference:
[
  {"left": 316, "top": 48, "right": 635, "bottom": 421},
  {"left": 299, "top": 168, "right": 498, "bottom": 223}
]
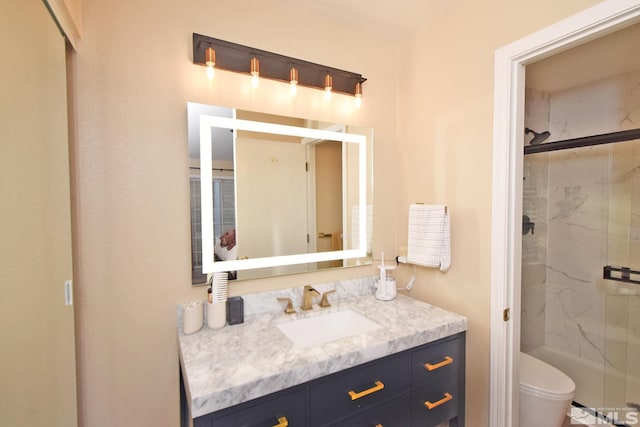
[{"left": 0, "top": 0, "right": 77, "bottom": 425}]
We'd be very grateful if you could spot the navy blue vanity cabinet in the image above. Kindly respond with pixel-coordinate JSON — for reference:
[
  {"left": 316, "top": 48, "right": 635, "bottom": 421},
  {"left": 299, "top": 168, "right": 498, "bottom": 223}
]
[
  {"left": 410, "top": 333, "right": 466, "bottom": 426},
  {"left": 187, "top": 332, "right": 465, "bottom": 427}
]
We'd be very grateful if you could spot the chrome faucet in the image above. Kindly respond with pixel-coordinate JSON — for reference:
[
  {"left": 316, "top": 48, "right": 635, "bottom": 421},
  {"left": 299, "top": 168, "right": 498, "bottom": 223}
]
[{"left": 301, "top": 285, "right": 320, "bottom": 311}]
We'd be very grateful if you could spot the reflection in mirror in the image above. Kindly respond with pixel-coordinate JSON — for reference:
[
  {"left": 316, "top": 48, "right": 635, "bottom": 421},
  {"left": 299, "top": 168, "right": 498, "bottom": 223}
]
[{"left": 188, "top": 103, "right": 373, "bottom": 284}]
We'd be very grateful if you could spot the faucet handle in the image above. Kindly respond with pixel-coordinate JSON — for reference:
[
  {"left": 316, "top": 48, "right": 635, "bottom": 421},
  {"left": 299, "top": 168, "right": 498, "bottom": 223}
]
[
  {"left": 277, "top": 297, "right": 296, "bottom": 314},
  {"left": 319, "top": 290, "right": 336, "bottom": 308}
]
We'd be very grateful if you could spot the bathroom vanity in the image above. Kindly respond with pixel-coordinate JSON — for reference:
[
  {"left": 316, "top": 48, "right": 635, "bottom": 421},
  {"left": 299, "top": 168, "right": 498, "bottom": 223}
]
[{"left": 178, "top": 282, "right": 467, "bottom": 426}]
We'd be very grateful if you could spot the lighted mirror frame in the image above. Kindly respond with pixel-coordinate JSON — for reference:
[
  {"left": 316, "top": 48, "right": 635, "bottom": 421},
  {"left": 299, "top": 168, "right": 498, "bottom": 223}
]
[{"left": 199, "top": 114, "right": 368, "bottom": 274}]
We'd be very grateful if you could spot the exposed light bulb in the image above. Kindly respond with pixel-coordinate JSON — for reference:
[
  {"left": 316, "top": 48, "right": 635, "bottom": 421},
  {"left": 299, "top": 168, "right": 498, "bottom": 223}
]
[
  {"left": 354, "top": 82, "right": 363, "bottom": 108},
  {"left": 250, "top": 57, "right": 260, "bottom": 88},
  {"left": 289, "top": 67, "right": 298, "bottom": 96},
  {"left": 324, "top": 74, "right": 333, "bottom": 101},
  {"left": 205, "top": 47, "right": 216, "bottom": 81}
]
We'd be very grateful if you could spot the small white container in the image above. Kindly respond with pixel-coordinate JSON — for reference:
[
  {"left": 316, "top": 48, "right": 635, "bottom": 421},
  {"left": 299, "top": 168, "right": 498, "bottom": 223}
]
[
  {"left": 207, "top": 301, "right": 226, "bottom": 329},
  {"left": 183, "top": 301, "right": 204, "bottom": 335}
]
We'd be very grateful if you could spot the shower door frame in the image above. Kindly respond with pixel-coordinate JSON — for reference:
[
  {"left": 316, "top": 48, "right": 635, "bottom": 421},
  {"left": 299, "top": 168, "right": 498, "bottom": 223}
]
[{"left": 489, "top": 1, "right": 640, "bottom": 425}]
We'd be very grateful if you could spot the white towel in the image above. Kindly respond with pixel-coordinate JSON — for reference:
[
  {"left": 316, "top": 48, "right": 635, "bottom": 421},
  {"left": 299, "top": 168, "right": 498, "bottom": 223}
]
[{"left": 407, "top": 204, "right": 451, "bottom": 272}]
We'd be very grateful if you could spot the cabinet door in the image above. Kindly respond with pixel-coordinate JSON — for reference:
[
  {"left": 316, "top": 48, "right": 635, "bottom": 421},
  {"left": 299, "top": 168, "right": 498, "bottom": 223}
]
[
  {"left": 309, "top": 352, "right": 410, "bottom": 426},
  {"left": 411, "top": 374, "right": 460, "bottom": 426},
  {"left": 0, "top": 0, "right": 77, "bottom": 426},
  {"left": 201, "top": 389, "right": 306, "bottom": 427},
  {"left": 411, "top": 334, "right": 464, "bottom": 387}
]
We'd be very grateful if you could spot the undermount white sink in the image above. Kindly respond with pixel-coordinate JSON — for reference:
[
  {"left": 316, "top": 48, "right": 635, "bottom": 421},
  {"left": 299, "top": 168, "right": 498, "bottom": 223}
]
[{"left": 276, "top": 309, "right": 380, "bottom": 348}]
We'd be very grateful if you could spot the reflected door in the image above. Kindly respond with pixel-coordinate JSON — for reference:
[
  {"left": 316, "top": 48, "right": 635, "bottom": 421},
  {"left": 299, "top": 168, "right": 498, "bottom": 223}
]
[
  {"left": 235, "top": 137, "right": 308, "bottom": 277},
  {"left": 315, "top": 141, "right": 343, "bottom": 269}
]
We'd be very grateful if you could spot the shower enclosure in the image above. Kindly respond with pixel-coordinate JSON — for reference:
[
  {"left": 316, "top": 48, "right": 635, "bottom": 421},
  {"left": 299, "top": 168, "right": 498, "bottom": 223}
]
[{"left": 521, "top": 129, "right": 640, "bottom": 424}]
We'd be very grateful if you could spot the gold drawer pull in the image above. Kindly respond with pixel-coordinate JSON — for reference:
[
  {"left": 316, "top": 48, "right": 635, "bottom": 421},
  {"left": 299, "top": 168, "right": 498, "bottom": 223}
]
[
  {"left": 348, "top": 380, "right": 385, "bottom": 400},
  {"left": 425, "top": 356, "right": 453, "bottom": 371},
  {"left": 424, "top": 392, "right": 453, "bottom": 410},
  {"left": 272, "top": 416, "right": 288, "bottom": 427},
  {"left": 376, "top": 425, "right": 383, "bottom": 427}
]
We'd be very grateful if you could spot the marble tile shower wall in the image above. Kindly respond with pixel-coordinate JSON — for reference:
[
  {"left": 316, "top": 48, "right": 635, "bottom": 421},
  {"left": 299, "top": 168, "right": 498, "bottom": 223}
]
[
  {"left": 522, "top": 71, "right": 640, "bottom": 381},
  {"left": 522, "top": 88, "right": 550, "bottom": 352}
]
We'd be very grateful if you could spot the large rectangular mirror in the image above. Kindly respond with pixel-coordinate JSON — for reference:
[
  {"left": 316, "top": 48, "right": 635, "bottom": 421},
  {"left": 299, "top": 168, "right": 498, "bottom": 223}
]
[{"left": 188, "top": 102, "right": 373, "bottom": 284}]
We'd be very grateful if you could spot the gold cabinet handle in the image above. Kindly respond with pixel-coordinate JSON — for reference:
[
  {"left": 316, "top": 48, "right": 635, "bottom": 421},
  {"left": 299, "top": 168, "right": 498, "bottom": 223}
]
[
  {"left": 425, "top": 356, "right": 453, "bottom": 371},
  {"left": 348, "top": 380, "right": 384, "bottom": 400},
  {"left": 376, "top": 425, "right": 383, "bottom": 427},
  {"left": 424, "top": 392, "right": 453, "bottom": 410},
  {"left": 272, "top": 416, "right": 288, "bottom": 427}
]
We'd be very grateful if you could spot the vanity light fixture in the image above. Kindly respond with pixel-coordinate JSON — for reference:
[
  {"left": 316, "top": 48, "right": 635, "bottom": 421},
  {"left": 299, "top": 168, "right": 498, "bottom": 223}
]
[
  {"left": 324, "top": 74, "right": 333, "bottom": 101},
  {"left": 205, "top": 47, "right": 216, "bottom": 80},
  {"left": 192, "top": 33, "right": 366, "bottom": 99},
  {"left": 250, "top": 57, "right": 260, "bottom": 88},
  {"left": 289, "top": 67, "right": 298, "bottom": 96}
]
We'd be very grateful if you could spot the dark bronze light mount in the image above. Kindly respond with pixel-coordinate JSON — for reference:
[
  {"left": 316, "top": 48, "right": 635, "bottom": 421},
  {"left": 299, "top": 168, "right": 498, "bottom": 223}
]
[{"left": 192, "top": 33, "right": 367, "bottom": 98}]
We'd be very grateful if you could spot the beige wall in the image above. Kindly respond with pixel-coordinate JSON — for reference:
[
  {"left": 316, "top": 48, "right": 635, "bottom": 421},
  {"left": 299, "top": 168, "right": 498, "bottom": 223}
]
[
  {"left": 70, "top": 0, "right": 606, "bottom": 425},
  {"left": 71, "top": 0, "right": 396, "bottom": 425},
  {"left": 394, "top": 1, "right": 601, "bottom": 425}
]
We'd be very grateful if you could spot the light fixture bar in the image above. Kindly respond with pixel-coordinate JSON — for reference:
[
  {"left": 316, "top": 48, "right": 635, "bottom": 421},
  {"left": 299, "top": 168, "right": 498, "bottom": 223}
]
[{"left": 193, "top": 33, "right": 366, "bottom": 96}]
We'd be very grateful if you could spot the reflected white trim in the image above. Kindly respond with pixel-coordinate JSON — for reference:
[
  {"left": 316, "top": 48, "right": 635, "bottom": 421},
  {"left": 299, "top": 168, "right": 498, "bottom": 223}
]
[{"left": 199, "top": 115, "right": 368, "bottom": 273}]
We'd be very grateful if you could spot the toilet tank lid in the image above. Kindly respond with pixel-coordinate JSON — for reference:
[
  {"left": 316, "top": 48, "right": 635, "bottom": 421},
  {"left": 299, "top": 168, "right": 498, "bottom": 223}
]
[{"left": 520, "top": 352, "right": 576, "bottom": 395}]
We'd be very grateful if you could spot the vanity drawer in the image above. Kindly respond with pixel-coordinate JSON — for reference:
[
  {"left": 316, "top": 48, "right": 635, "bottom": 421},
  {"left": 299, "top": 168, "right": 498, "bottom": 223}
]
[
  {"left": 336, "top": 393, "right": 411, "bottom": 427},
  {"left": 411, "top": 334, "right": 464, "bottom": 387},
  {"left": 204, "top": 388, "right": 306, "bottom": 427},
  {"left": 411, "top": 374, "right": 459, "bottom": 426},
  {"left": 309, "top": 352, "right": 410, "bottom": 427}
]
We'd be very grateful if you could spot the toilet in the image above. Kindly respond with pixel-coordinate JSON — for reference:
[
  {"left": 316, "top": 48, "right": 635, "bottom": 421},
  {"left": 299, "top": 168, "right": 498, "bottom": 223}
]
[{"left": 519, "top": 352, "right": 576, "bottom": 427}]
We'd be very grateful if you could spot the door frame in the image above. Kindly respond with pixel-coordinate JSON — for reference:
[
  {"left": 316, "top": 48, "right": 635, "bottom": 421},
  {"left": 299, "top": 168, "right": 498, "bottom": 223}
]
[{"left": 489, "top": 1, "right": 640, "bottom": 425}]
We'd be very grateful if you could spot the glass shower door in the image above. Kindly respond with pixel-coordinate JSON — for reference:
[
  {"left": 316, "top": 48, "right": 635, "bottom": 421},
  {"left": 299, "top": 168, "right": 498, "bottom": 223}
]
[{"left": 603, "top": 138, "right": 640, "bottom": 424}]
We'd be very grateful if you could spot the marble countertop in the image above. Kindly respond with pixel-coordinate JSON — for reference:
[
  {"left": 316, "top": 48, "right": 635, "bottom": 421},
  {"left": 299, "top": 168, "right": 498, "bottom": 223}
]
[{"left": 177, "top": 281, "right": 467, "bottom": 419}]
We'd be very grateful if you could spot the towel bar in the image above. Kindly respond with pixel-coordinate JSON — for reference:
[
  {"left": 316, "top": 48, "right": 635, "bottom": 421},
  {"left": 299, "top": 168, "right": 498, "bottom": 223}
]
[{"left": 413, "top": 202, "right": 448, "bottom": 214}]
